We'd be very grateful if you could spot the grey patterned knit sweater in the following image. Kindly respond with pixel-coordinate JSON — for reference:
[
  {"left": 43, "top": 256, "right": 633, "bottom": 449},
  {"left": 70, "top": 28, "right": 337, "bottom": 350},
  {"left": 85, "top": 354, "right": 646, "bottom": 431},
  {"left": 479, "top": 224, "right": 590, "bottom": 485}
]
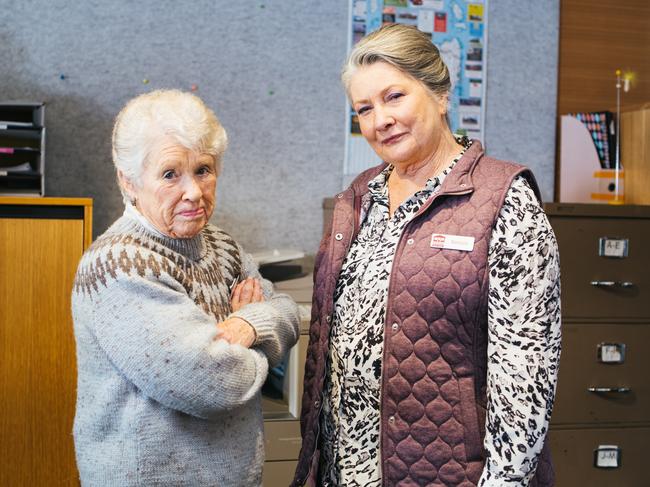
[{"left": 71, "top": 205, "right": 300, "bottom": 486}]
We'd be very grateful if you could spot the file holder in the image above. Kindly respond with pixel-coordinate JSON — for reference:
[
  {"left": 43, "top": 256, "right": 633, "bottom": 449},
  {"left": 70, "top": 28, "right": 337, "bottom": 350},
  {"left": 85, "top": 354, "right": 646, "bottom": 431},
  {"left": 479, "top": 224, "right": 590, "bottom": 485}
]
[{"left": 0, "top": 102, "right": 45, "bottom": 196}]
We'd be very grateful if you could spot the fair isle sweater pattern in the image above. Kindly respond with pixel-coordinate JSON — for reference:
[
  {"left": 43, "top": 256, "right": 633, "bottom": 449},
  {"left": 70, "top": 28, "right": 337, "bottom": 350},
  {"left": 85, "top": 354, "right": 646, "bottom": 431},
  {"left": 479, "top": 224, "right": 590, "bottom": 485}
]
[{"left": 74, "top": 225, "right": 241, "bottom": 322}]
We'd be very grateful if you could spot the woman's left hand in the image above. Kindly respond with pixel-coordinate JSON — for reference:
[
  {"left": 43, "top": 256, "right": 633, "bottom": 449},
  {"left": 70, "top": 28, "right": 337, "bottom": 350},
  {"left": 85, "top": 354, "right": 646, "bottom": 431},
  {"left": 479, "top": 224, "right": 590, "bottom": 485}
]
[
  {"left": 216, "top": 317, "right": 257, "bottom": 348},
  {"left": 231, "top": 278, "right": 264, "bottom": 312}
]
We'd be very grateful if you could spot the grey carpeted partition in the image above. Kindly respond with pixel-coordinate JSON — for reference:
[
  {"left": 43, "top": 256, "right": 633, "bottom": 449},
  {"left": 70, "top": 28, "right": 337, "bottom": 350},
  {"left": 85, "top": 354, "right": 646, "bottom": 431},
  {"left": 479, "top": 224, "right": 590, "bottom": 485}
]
[{"left": 0, "top": 0, "right": 558, "bottom": 254}]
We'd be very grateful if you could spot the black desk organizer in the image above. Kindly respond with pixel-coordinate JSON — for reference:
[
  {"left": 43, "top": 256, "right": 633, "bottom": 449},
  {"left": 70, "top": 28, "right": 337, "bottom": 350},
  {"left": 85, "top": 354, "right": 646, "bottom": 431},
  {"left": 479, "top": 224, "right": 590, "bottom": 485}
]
[{"left": 0, "top": 102, "right": 45, "bottom": 196}]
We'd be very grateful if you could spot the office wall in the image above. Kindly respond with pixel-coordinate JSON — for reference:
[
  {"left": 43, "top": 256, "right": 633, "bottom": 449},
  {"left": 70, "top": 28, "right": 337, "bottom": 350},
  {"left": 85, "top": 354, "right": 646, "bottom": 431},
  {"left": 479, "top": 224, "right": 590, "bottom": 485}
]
[{"left": 0, "top": 0, "right": 558, "bottom": 254}]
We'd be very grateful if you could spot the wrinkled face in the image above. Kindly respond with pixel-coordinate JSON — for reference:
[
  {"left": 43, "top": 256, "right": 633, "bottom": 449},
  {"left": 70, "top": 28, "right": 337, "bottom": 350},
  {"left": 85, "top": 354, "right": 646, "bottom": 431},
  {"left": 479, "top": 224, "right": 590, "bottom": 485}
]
[
  {"left": 349, "top": 61, "right": 448, "bottom": 168},
  {"left": 126, "top": 137, "right": 217, "bottom": 239}
]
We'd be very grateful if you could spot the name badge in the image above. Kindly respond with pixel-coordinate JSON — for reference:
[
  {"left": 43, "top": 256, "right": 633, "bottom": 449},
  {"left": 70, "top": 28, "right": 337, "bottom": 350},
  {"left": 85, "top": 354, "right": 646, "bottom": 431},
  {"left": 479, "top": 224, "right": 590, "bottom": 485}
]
[{"left": 430, "top": 233, "right": 475, "bottom": 251}]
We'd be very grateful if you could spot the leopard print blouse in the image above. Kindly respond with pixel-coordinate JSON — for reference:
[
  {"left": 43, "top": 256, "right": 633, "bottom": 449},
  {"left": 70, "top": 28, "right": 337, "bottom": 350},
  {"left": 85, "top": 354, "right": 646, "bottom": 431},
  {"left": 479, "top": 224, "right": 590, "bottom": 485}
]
[{"left": 320, "top": 141, "right": 561, "bottom": 487}]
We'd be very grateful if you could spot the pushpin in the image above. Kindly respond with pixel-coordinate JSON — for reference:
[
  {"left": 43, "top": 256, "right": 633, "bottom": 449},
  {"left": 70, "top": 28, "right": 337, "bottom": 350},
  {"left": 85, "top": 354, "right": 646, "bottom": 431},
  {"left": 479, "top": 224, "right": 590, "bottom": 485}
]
[
  {"left": 622, "top": 70, "right": 636, "bottom": 93},
  {"left": 60, "top": 74, "right": 66, "bottom": 80},
  {"left": 191, "top": 84, "right": 198, "bottom": 92},
  {"left": 268, "top": 90, "right": 274, "bottom": 96},
  {"left": 142, "top": 78, "right": 150, "bottom": 84}
]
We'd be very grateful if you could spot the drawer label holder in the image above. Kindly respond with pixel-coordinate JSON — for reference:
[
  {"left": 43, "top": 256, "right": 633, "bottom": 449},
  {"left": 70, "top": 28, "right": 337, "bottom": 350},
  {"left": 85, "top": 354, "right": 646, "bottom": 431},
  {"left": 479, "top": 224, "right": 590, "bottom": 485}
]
[
  {"left": 594, "top": 445, "right": 621, "bottom": 469},
  {"left": 599, "top": 237, "right": 629, "bottom": 258},
  {"left": 598, "top": 343, "right": 626, "bottom": 364}
]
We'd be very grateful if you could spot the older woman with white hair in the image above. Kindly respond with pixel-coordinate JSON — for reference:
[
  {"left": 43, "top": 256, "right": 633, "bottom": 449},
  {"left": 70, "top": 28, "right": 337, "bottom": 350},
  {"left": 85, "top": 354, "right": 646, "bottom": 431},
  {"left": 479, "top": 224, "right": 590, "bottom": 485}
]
[{"left": 72, "top": 89, "right": 299, "bottom": 486}]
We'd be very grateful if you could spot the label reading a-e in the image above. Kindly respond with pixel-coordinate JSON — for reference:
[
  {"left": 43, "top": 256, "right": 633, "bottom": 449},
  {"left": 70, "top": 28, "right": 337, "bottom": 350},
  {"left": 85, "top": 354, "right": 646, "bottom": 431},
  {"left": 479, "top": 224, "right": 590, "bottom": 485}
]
[{"left": 599, "top": 238, "right": 628, "bottom": 258}]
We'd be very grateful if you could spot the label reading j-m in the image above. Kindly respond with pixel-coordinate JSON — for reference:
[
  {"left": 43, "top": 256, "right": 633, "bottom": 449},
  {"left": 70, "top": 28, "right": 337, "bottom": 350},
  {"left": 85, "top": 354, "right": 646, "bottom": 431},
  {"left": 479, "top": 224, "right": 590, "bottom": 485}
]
[{"left": 595, "top": 445, "right": 620, "bottom": 468}]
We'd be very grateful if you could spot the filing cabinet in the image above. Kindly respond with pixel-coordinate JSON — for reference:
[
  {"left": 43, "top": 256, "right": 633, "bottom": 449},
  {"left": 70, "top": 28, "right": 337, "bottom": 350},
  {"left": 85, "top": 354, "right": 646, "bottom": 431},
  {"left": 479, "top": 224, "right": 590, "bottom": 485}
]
[
  {"left": 262, "top": 274, "right": 313, "bottom": 486},
  {"left": 546, "top": 203, "right": 650, "bottom": 486}
]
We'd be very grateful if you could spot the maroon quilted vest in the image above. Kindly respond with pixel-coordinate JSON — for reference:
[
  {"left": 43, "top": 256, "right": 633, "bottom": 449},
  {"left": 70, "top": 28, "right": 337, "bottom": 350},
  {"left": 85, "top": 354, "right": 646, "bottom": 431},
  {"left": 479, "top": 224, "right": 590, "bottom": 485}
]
[{"left": 292, "top": 141, "right": 554, "bottom": 487}]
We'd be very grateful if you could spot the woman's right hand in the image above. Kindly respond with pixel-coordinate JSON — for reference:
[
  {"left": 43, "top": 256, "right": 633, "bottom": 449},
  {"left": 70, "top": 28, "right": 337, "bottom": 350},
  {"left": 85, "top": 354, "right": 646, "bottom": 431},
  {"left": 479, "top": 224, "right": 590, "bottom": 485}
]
[{"left": 230, "top": 277, "right": 264, "bottom": 312}]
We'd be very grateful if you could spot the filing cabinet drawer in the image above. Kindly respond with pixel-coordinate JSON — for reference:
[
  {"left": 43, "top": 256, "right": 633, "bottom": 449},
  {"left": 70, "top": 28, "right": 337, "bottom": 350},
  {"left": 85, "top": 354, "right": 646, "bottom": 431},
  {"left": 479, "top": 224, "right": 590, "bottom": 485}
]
[
  {"left": 264, "top": 419, "right": 302, "bottom": 461},
  {"left": 550, "top": 216, "right": 650, "bottom": 320},
  {"left": 263, "top": 460, "right": 298, "bottom": 486},
  {"left": 552, "top": 324, "right": 650, "bottom": 424},
  {"left": 549, "top": 426, "right": 650, "bottom": 487}
]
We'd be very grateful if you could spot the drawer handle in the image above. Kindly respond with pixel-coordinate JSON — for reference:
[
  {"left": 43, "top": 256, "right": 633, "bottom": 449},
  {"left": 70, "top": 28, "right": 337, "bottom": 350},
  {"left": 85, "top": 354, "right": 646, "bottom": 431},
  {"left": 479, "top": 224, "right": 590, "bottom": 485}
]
[
  {"left": 588, "top": 387, "right": 631, "bottom": 394},
  {"left": 590, "top": 280, "right": 634, "bottom": 288}
]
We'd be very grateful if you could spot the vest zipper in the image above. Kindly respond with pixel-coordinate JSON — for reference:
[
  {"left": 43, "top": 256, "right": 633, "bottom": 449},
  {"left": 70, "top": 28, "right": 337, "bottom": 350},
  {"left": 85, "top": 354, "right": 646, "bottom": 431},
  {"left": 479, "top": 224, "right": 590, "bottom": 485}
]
[
  {"left": 378, "top": 186, "right": 472, "bottom": 486},
  {"left": 306, "top": 188, "right": 360, "bottom": 485}
]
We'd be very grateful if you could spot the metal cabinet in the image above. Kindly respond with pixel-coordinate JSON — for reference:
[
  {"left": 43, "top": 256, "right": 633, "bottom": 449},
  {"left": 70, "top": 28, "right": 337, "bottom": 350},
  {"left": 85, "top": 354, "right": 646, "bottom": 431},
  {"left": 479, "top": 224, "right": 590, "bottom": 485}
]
[
  {"left": 262, "top": 275, "right": 313, "bottom": 486},
  {"left": 546, "top": 203, "right": 650, "bottom": 486}
]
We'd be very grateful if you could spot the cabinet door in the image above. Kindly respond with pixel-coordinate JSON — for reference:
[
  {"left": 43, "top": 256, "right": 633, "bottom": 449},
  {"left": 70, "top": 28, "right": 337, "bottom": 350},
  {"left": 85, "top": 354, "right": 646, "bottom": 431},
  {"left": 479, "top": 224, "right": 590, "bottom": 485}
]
[
  {"left": 552, "top": 323, "right": 650, "bottom": 425},
  {"left": 0, "top": 217, "right": 83, "bottom": 486},
  {"left": 263, "top": 460, "right": 298, "bottom": 487},
  {"left": 550, "top": 216, "right": 650, "bottom": 320},
  {"left": 549, "top": 426, "right": 650, "bottom": 487}
]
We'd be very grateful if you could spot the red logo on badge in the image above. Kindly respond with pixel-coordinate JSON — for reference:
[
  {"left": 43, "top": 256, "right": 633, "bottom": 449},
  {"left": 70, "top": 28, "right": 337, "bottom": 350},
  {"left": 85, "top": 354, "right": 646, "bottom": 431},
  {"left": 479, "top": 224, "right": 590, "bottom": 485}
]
[{"left": 431, "top": 234, "right": 446, "bottom": 248}]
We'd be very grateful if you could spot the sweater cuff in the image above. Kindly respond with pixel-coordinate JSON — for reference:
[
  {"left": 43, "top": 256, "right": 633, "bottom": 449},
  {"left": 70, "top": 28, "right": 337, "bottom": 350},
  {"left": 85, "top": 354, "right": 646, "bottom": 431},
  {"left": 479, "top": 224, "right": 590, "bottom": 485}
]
[{"left": 230, "top": 303, "right": 276, "bottom": 348}]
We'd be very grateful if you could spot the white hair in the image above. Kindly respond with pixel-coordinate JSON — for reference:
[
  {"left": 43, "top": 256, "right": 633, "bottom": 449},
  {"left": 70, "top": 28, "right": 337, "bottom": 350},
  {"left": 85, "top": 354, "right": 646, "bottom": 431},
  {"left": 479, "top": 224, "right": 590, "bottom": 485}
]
[{"left": 112, "top": 89, "right": 228, "bottom": 199}]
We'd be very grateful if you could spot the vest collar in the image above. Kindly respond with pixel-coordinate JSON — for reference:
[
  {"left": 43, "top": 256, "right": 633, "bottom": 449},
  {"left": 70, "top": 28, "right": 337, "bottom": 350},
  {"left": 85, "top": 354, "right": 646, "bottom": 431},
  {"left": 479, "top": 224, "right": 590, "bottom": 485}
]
[
  {"left": 348, "top": 139, "right": 485, "bottom": 198},
  {"left": 438, "top": 139, "right": 484, "bottom": 195}
]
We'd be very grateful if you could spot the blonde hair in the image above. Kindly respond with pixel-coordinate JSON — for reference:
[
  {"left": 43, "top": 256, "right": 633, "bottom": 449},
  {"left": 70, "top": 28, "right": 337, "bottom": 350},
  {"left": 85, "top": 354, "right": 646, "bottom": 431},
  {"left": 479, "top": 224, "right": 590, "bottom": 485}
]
[
  {"left": 112, "top": 90, "right": 228, "bottom": 199},
  {"left": 341, "top": 24, "right": 451, "bottom": 99}
]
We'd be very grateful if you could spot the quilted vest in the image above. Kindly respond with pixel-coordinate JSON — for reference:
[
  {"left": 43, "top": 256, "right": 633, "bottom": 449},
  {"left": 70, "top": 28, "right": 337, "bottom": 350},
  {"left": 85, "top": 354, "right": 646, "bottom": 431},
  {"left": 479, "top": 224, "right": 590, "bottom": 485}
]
[{"left": 292, "top": 141, "right": 554, "bottom": 487}]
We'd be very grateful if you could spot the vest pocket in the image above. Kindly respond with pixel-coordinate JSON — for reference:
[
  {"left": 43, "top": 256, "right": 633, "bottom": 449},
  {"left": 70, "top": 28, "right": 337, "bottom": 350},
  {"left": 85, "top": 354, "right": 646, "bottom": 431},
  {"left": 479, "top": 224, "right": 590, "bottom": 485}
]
[{"left": 458, "top": 376, "right": 483, "bottom": 462}]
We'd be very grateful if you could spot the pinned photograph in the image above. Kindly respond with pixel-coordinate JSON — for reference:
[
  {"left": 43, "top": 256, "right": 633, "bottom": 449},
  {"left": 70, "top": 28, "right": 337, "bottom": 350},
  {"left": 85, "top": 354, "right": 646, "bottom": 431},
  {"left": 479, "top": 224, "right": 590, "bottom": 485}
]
[
  {"left": 469, "top": 21, "right": 483, "bottom": 37},
  {"left": 459, "top": 106, "right": 481, "bottom": 130},
  {"left": 465, "top": 62, "right": 483, "bottom": 80},
  {"left": 385, "top": 0, "right": 408, "bottom": 6},
  {"left": 459, "top": 97, "right": 481, "bottom": 107},
  {"left": 382, "top": 12, "right": 396, "bottom": 24},
  {"left": 350, "top": 112, "right": 362, "bottom": 135},
  {"left": 434, "top": 12, "right": 447, "bottom": 32},
  {"left": 469, "top": 78, "right": 482, "bottom": 98},
  {"left": 419, "top": 0, "right": 444, "bottom": 8},
  {"left": 417, "top": 10, "right": 435, "bottom": 33},
  {"left": 468, "top": 4, "right": 484, "bottom": 22},
  {"left": 397, "top": 11, "right": 419, "bottom": 26},
  {"left": 466, "top": 40, "right": 483, "bottom": 62}
]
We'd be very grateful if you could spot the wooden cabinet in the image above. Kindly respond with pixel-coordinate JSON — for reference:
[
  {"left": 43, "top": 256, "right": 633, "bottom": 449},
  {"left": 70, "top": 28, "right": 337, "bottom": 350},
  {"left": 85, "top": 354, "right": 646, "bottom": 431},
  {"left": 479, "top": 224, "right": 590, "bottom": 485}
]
[
  {"left": 622, "top": 103, "right": 650, "bottom": 205},
  {"left": 547, "top": 203, "right": 650, "bottom": 486},
  {"left": 0, "top": 197, "right": 92, "bottom": 487}
]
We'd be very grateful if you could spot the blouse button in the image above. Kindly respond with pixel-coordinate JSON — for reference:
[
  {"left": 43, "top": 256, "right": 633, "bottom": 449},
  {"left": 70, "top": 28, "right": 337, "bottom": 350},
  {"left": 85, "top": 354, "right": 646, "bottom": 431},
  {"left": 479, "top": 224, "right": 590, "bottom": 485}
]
[
  {"left": 335, "top": 233, "right": 343, "bottom": 241},
  {"left": 391, "top": 322, "right": 399, "bottom": 332},
  {"left": 325, "top": 315, "right": 331, "bottom": 323},
  {"left": 388, "top": 415, "right": 395, "bottom": 424},
  {"left": 406, "top": 238, "right": 414, "bottom": 245},
  {"left": 314, "top": 400, "right": 320, "bottom": 408}
]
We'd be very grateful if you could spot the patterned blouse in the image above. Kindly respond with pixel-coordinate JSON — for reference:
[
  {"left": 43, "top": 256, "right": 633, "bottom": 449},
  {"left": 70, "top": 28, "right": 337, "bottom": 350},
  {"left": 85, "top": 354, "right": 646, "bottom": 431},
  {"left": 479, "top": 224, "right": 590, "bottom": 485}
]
[{"left": 320, "top": 141, "right": 561, "bottom": 487}]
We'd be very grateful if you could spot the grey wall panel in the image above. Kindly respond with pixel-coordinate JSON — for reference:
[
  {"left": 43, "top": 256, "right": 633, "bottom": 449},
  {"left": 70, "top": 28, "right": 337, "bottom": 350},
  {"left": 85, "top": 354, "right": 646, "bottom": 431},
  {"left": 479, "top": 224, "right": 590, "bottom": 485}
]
[
  {"left": 0, "top": 0, "right": 558, "bottom": 254},
  {"left": 485, "top": 0, "right": 559, "bottom": 203}
]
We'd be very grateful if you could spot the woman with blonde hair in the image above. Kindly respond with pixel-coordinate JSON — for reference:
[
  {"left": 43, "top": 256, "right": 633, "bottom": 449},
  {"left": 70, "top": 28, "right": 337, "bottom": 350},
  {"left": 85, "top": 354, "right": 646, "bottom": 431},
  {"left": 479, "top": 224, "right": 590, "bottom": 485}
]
[{"left": 293, "top": 24, "right": 560, "bottom": 487}]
